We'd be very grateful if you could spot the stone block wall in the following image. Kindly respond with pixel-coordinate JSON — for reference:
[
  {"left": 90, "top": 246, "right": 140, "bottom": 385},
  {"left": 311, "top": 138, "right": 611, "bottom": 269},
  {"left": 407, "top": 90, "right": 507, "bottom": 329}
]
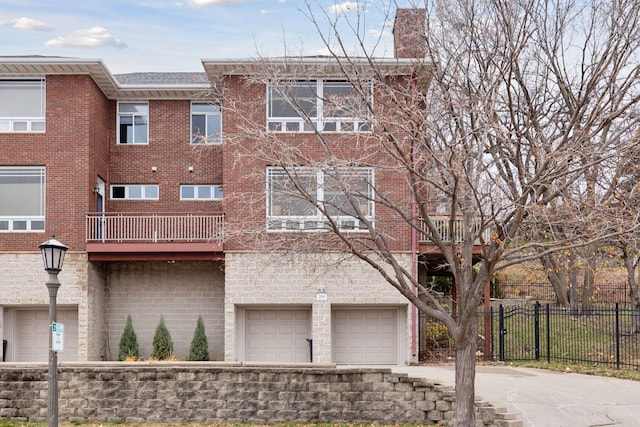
[
  {"left": 225, "top": 252, "right": 414, "bottom": 364},
  {"left": 0, "top": 363, "right": 521, "bottom": 427}
]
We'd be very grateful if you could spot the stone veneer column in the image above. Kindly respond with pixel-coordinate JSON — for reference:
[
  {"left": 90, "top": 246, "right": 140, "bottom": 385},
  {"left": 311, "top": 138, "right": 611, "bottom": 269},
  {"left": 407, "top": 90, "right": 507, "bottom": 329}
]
[{"left": 311, "top": 295, "right": 331, "bottom": 363}]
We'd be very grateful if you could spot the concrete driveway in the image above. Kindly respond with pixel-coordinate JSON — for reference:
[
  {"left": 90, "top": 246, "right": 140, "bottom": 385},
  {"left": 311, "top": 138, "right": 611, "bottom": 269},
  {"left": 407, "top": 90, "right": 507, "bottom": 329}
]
[{"left": 386, "top": 364, "right": 640, "bottom": 427}]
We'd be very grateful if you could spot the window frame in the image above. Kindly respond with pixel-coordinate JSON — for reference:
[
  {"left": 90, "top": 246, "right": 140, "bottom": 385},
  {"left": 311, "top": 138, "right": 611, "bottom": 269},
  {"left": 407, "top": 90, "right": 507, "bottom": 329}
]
[
  {"left": 266, "top": 166, "right": 374, "bottom": 232},
  {"left": 267, "top": 78, "right": 372, "bottom": 133},
  {"left": 0, "top": 166, "right": 46, "bottom": 232},
  {"left": 110, "top": 184, "right": 159, "bottom": 200},
  {"left": 191, "top": 102, "right": 222, "bottom": 144},
  {"left": 180, "top": 184, "right": 223, "bottom": 200},
  {"left": 0, "top": 79, "right": 46, "bottom": 133},
  {"left": 117, "top": 101, "right": 149, "bottom": 144}
]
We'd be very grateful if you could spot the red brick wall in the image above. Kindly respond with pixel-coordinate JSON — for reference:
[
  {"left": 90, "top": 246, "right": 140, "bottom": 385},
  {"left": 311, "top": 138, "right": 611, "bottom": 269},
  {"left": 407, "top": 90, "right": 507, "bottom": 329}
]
[
  {"left": 0, "top": 75, "right": 109, "bottom": 251},
  {"left": 107, "top": 100, "right": 223, "bottom": 214},
  {"left": 221, "top": 75, "right": 413, "bottom": 252}
]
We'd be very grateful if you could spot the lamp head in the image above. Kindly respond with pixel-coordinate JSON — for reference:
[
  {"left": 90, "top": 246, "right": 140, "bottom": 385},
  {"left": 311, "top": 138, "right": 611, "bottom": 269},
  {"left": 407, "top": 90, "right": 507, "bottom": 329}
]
[{"left": 39, "top": 235, "right": 68, "bottom": 273}]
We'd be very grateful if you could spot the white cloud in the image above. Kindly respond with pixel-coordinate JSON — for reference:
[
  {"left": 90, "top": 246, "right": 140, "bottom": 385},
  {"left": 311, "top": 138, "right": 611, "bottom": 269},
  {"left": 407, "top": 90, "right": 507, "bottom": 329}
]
[
  {"left": 45, "top": 26, "right": 127, "bottom": 49},
  {"left": 328, "top": 1, "right": 361, "bottom": 16},
  {"left": 11, "top": 17, "right": 53, "bottom": 32}
]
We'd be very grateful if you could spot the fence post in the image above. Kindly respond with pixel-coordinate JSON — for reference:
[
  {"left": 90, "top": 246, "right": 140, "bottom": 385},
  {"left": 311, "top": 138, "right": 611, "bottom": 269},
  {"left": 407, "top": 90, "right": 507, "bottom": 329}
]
[
  {"left": 534, "top": 301, "right": 540, "bottom": 361},
  {"left": 498, "top": 304, "right": 505, "bottom": 361},
  {"left": 490, "top": 306, "right": 494, "bottom": 360},
  {"left": 546, "top": 303, "right": 551, "bottom": 363},
  {"left": 615, "top": 302, "right": 621, "bottom": 369}
]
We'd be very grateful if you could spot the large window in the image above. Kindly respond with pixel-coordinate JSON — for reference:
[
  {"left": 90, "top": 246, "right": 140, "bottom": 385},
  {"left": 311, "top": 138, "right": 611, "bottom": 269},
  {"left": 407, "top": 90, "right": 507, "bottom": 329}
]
[
  {"left": 0, "top": 79, "right": 46, "bottom": 132},
  {"left": 267, "top": 79, "right": 372, "bottom": 132},
  {"left": 267, "top": 167, "right": 374, "bottom": 231},
  {"left": 180, "top": 184, "right": 223, "bottom": 200},
  {"left": 118, "top": 102, "right": 148, "bottom": 144},
  {"left": 0, "top": 167, "right": 45, "bottom": 232},
  {"left": 191, "top": 103, "right": 222, "bottom": 144},
  {"left": 111, "top": 184, "right": 158, "bottom": 200}
]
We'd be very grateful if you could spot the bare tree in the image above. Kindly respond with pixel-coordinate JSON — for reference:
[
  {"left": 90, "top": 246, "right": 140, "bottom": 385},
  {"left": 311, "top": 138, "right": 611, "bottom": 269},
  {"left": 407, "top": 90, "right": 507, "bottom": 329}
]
[{"left": 216, "top": 0, "right": 640, "bottom": 425}]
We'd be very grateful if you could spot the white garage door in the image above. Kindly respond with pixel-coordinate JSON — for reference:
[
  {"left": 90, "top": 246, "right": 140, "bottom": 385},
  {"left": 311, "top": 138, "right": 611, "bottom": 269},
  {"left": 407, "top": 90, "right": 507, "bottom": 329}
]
[
  {"left": 15, "top": 309, "right": 78, "bottom": 362},
  {"left": 333, "top": 308, "right": 397, "bottom": 364},
  {"left": 245, "top": 309, "right": 311, "bottom": 362}
]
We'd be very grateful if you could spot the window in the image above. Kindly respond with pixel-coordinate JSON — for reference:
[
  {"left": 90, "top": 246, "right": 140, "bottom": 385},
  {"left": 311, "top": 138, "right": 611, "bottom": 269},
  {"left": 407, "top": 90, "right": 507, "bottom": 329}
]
[
  {"left": 118, "top": 102, "right": 148, "bottom": 144},
  {"left": 110, "top": 184, "right": 158, "bottom": 200},
  {"left": 0, "top": 167, "right": 45, "bottom": 232},
  {"left": 191, "top": 103, "right": 222, "bottom": 144},
  {"left": 180, "top": 184, "right": 223, "bottom": 200},
  {"left": 267, "top": 79, "right": 372, "bottom": 132},
  {"left": 266, "top": 167, "right": 374, "bottom": 231},
  {"left": 0, "top": 79, "right": 46, "bottom": 132}
]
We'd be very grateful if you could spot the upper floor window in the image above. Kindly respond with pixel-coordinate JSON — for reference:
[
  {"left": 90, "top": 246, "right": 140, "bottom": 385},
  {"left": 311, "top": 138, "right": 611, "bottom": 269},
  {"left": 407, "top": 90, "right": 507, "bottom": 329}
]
[
  {"left": 0, "top": 79, "right": 46, "bottom": 133},
  {"left": 191, "top": 103, "right": 222, "bottom": 144},
  {"left": 267, "top": 79, "right": 372, "bottom": 133},
  {"left": 266, "top": 166, "right": 374, "bottom": 231},
  {"left": 118, "top": 102, "right": 148, "bottom": 144},
  {"left": 180, "top": 184, "right": 223, "bottom": 200},
  {"left": 111, "top": 184, "right": 158, "bottom": 200},
  {"left": 0, "top": 167, "right": 45, "bottom": 232}
]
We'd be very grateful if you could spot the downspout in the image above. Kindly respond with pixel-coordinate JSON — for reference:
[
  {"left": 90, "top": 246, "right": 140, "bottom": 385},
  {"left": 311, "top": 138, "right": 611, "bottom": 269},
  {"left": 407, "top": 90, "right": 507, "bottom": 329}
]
[
  {"left": 410, "top": 65, "right": 419, "bottom": 362},
  {"left": 411, "top": 197, "right": 418, "bottom": 361}
]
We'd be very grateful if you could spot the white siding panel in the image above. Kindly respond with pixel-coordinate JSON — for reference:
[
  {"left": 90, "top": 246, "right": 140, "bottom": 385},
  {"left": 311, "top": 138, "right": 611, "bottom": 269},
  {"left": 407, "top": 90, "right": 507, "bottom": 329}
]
[
  {"left": 245, "top": 309, "right": 311, "bottom": 362},
  {"left": 15, "top": 309, "right": 78, "bottom": 362},
  {"left": 332, "top": 308, "right": 397, "bottom": 364}
]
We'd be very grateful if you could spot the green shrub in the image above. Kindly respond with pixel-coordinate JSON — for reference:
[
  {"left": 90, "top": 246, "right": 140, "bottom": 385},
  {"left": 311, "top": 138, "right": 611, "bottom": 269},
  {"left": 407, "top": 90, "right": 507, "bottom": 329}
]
[
  {"left": 118, "top": 314, "right": 139, "bottom": 361},
  {"left": 151, "top": 316, "right": 173, "bottom": 360},
  {"left": 187, "top": 315, "right": 210, "bottom": 361}
]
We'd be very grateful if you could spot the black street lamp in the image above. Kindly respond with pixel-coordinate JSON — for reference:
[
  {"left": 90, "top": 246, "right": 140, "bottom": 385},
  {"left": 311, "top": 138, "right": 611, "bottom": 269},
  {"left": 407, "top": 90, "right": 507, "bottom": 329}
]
[{"left": 39, "top": 236, "right": 68, "bottom": 427}]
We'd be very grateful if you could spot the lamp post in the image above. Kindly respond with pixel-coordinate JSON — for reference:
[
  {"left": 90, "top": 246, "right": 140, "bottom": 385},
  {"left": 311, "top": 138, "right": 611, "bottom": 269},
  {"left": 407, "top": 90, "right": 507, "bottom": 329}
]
[{"left": 39, "top": 236, "right": 68, "bottom": 427}]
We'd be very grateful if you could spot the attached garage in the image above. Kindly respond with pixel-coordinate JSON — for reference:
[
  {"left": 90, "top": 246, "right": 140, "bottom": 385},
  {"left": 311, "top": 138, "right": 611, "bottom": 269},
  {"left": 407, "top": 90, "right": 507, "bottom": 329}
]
[
  {"left": 14, "top": 308, "right": 78, "bottom": 362},
  {"left": 332, "top": 307, "right": 398, "bottom": 364},
  {"left": 244, "top": 308, "right": 311, "bottom": 363}
]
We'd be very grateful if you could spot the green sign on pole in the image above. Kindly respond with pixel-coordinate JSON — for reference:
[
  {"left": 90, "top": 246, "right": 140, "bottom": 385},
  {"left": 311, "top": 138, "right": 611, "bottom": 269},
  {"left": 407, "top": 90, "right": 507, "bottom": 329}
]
[{"left": 52, "top": 322, "right": 64, "bottom": 352}]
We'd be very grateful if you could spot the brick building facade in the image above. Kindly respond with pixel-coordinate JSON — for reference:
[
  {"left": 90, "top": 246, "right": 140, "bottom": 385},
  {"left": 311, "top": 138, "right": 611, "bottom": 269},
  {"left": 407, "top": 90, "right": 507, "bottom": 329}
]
[{"left": 0, "top": 9, "right": 444, "bottom": 364}]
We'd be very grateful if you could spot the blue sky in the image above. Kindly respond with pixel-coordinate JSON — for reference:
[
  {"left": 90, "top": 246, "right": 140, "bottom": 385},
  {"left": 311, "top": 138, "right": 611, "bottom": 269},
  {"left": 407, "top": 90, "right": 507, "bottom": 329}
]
[{"left": 0, "top": 0, "right": 411, "bottom": 74}]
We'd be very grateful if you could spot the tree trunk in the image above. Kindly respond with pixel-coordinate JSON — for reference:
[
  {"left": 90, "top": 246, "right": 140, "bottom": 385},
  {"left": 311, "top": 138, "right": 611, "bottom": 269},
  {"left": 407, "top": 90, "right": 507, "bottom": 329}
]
[
  {"left": 454, "top": 315, "right": 478, "bottom": 427},
  {"left": 623, "top": 253, "right": 640, "bottom": 333},
  {"left": 581, "top": 268, "right": 595, "bottom": 314},
  {"left": 541, "top": 254, "right": 569, "bottom": 306},
  {"left": 568, "top": 267, "right": 580, "bottom": 315}
]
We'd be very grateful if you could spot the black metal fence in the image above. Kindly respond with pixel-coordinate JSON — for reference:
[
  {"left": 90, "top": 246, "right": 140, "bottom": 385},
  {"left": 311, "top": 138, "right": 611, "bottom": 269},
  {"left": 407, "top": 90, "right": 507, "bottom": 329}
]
[{"left": 419, "top": 302, "right": 640, "bottom": 369}]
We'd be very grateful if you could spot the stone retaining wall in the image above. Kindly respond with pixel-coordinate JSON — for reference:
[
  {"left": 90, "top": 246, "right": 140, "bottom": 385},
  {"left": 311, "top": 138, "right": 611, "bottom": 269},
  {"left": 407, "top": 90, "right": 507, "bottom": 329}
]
[{"left": 0, "top": 363, "right": 521, "bottom": 426}]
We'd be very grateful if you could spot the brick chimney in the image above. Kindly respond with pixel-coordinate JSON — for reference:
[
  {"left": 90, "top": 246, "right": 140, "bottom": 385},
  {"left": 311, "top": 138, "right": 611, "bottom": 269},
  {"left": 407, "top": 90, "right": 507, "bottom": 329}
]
[{"left": 393, "top": 8, "right": 426, "bottom": 58}]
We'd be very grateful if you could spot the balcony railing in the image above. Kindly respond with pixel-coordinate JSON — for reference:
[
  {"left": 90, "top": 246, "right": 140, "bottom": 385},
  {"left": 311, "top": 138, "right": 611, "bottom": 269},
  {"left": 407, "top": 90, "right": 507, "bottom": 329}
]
[
  {"left": 86, "top": 213, "right": 224, "bottom": 243},
  {"left": 418, "top": 216, "right": 491, "bottom": 244}
]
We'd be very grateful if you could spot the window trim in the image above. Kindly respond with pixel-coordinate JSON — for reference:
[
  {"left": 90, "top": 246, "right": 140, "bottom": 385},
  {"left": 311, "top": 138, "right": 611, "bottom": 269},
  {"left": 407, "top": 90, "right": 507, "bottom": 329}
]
[
  {"left": 110, "top": 184, "right": 159, "bottom": 200},
  {"left": 0, "top": 166, "right": 46, "bottom": 232},
  {"left": 117, "top": 101, "right": 149, "bottom": 144},
  {"left": 266, "top": 166, "right": 374, "bottom": 232},
  {"left": 267, "top": 78, "right": 372, "bottom": 133},
  {"left": 0, "top": 79, "right": 46, "bottom": 133},
  {"left": 180, "top": 184, "right": 223, "bottom": 200},
  {"left": 190, "top": 102, "right": 222, "bottom": 144}
]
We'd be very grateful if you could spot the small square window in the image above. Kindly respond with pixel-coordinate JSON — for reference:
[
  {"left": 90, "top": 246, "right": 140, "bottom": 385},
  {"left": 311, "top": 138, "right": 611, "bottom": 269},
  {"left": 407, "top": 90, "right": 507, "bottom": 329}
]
[{"left": 112, "top": 186, "right": 126, "bottom": 199}]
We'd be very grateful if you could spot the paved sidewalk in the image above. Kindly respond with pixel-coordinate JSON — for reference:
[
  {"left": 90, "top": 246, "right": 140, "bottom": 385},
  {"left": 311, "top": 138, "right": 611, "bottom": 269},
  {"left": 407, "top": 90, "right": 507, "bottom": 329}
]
[{"left": 387, "top": 364, "right": 640, "bottom": 427}]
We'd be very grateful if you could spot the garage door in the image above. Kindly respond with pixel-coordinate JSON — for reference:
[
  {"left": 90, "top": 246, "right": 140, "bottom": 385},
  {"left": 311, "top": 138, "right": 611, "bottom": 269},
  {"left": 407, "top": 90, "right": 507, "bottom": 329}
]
[
  {"left": 245, "top": 309, "right": 311, "bottom": 362},
  {"left": 15, "top": 309, "right": 78, "bottom": 362},
  {"left": 333, "top": 308, "right": 397, "bottom": 364}
]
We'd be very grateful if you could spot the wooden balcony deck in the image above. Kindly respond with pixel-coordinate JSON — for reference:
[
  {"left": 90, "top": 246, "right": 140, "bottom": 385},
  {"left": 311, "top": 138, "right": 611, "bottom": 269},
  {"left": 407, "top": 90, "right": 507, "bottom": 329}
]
[{"left": 85, "top": 213, "right": 224, "bottom": 261}]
